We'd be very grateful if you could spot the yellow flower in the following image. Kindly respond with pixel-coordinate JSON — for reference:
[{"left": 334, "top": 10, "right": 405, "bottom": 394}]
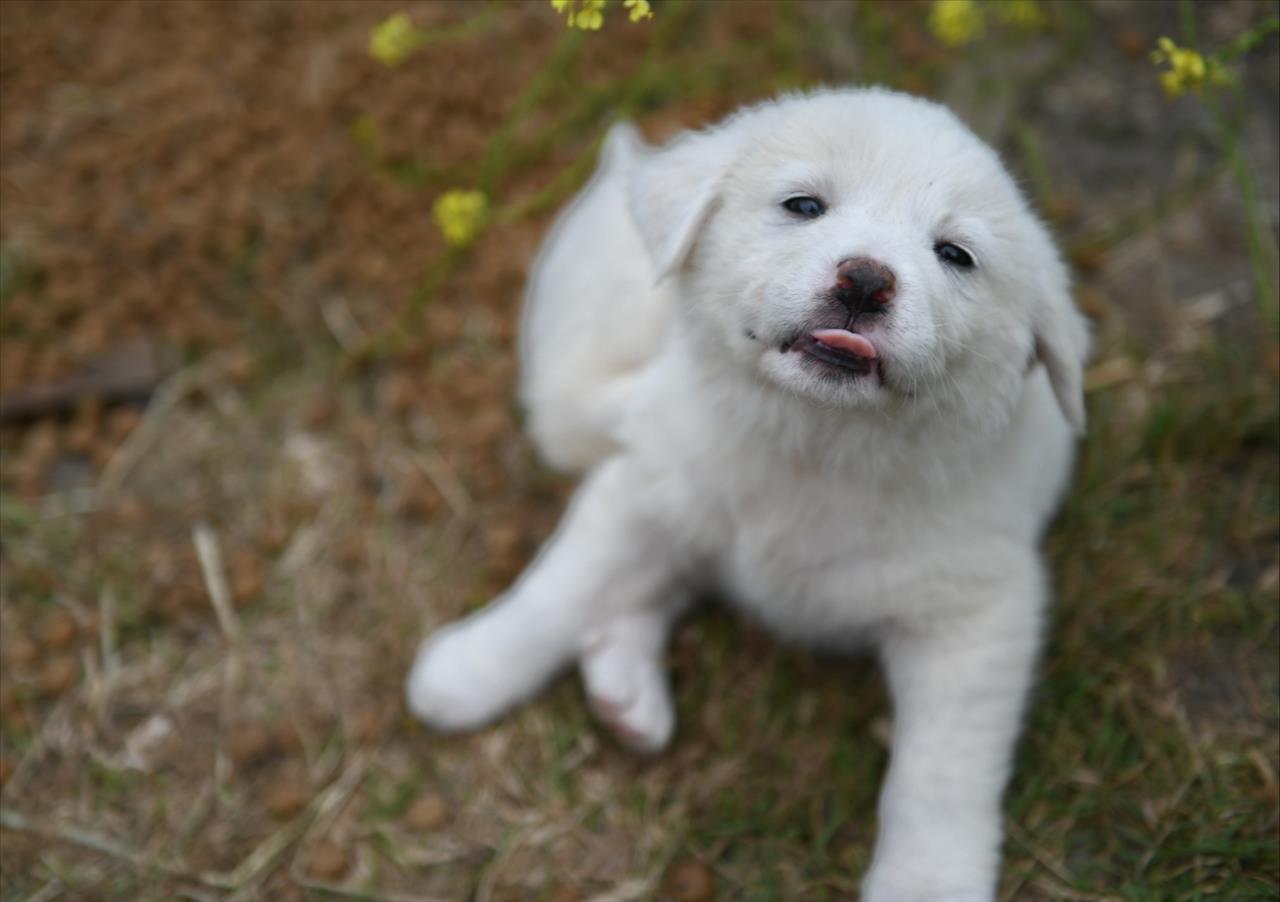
[
  {"left": 623, "top": 0, "right": 654, "bottom": 22},
  {"left": 551, "top": 0, "right": 606, "bottom": 31},
  {"left": 1150, "top": 36, "right": 1231, "bottom": 97},
  {"left": 994, "top": 0, "right": 1046, "bottom": 30},
  {"left": 550, "top": 0, "right": 653, "bottom": 31},
  {"left": 433, "top": 189, "right": 489, "bottom": 247},
  {"left": 369, "top": 12, "right": 423, "bottom": 67},
  {"left": 575, "top": 1, "right": 606, "bottom": 30},
  {"left": 929, "top": 0, "right": 984, "bottom": 47}
]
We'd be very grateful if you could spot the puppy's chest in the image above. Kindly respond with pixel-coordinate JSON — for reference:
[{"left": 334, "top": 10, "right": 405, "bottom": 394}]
[{"left": 698, "top": 467, "right": 927, "bottom": 638}]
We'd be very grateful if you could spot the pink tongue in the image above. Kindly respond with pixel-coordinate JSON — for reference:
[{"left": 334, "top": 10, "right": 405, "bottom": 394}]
[{"left": 812, "top": 329, "right": 877, "bottom": 359}]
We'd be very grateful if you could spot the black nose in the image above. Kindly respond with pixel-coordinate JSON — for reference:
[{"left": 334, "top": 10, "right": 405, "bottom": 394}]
[{"left": 833, "top": 257, "right": 896, "bottom": 315}]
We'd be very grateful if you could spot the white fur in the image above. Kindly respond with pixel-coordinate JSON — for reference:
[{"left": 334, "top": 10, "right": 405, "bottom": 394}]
[{"left": 407, "top": 87, "right": 1088, "bottom": 901}]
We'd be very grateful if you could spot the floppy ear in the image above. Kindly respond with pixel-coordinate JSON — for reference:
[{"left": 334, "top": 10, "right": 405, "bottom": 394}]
[
  {"left": 1033, "top": 270, "right": 1090, "bottom": 435},
  {"left": 627, "top": 125, "right": 742, "bottom": 280}
]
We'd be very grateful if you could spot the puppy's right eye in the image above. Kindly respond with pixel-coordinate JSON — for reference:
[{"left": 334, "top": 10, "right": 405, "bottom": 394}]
[{"left": 782, "top": 196, "right": 826, "bottom": 219}]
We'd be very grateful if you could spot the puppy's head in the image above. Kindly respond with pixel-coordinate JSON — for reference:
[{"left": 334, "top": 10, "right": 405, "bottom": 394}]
[{"left": 629, "top": 88, "right": 1088, "bottom": 434}]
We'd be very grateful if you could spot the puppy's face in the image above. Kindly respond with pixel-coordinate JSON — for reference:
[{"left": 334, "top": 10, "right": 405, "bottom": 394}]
[{"left": 630, "top": 90, "right": 1087, "bottom": 433}]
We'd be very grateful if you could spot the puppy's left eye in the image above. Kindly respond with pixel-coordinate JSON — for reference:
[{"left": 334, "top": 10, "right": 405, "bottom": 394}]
[
  {"left": 934, "top": 242, "right": 976, "bottom": 269},
  {"left": 782, "top": 196, "right": 826, "bottom": 219}
]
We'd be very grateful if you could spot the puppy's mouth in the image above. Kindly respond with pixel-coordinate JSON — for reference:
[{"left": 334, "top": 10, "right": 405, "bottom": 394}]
[{"left": 786, "top": 329, "right": 882, "bottom": 380}]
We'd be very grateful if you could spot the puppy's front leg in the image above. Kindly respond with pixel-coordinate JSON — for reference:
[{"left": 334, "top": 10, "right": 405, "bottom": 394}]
[
  {"left": 406, "top": 459, "right": 680, "bottom": 736},
  {"left": 579, "top": 593, "right": 690, "bottom": 752},
  {"left": 863, "top": 574, "right": 1043, "bottom": 902}
]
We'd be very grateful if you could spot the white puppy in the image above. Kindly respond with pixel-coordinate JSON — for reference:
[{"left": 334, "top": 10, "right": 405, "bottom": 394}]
[{"left": 407, "top": 87, "right": 1088, "bottom": 901}]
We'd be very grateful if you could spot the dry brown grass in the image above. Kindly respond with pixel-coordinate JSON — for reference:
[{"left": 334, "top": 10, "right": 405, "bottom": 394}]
[{"left": 2, "top": 1, "right": 1278, "bottom": 899}]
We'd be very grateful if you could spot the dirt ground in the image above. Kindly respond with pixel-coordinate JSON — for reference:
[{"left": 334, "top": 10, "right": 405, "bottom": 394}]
[{"left": 0, "top": 1, "right": 1277, "bottom": 900}]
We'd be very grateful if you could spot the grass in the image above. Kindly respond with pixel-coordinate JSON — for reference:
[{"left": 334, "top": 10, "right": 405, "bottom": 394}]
[{"left": 1, "top": 1, "right": 1278, "bottom": 899}]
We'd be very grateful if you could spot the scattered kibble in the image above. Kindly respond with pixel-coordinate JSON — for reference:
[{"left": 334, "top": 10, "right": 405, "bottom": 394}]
[
  {"left": 272, "top": 722, "right": 305, "bottom": 754},
  {"left": 4, "top": 636, "right": 39, "bottom": 670},
  {"left": 65, "top": 404, "right": 101, "bottom": 453},
  {"left": 1069, "top": 243, "right": 1108, "bottom": 275},
  {"left": 156, "top": 583, "right": 206, "bottom": 620},
  {"left": 399, "top": 472, "right": 442, "bottom": 520},
  {"left": 1047, "top": 194, "right": 1080, "bottom": 226},
  {"left": 37, "top": 655, "right": 79, "bottom": 697},
  {"left": 107, "top": 406, "right": 142, "bottom": 440},
  {"left": 484, "top": 520, "right": 526, "bottom": 578},
  {"left": 381, "top": 369, "right": 418, "bottom": 415},
  {"left": 302, "top": 394, "right": 336, "bottom": 430},
  {"left": 226, "top": 722, "right": 275, "bottom": 765},
  {"left": 405, "top": 792, "right": 450, "bottom": 832},
  {"left": 228, "top": 550, "right": 265, "bottom": 605},
  {"left": 265, "top": 781, "right": 309, "bottom": 819},
  {"left": 39, "top": 612, "right": 79, "bottom": 650},
  {"left": 336, "top": 533, "right": 366, "bottom": 568},
  {"left": 221, "top": 349, "right": 255, "bottom": 385},
  {"left": 257, "top": 517, "right": 291, "bottom": 555},
  {"left": 1076, "top": 288, "right": 1108, "bottom": 321},
  {"left": 307, "top": 841, "right": 351, "bottom": 881},
  {"left": 1113, "top": 28, "right": 1149, "bottom": 60},
  {"left": 112, "top": 494, "right": 148, "bottom": 527},
  {"left": 663, "top": 859, "right": 715, "bottom": 902},
  {"left": 347, "top": 708, "right": 383, "bottom": 745}
]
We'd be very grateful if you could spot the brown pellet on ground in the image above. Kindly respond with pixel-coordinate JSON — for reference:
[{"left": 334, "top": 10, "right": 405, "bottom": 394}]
[
  {"left": 38, "top": 612, "right": 78, "bottom": 650},
  {"left": 37, "top": 655, "right": 78, "bottom": 698},
  {"left": 226, "top": 722, "right": 275, "bottom": 766},
  {"left": 405, "top": 792, "right": 450, "bottom": 832},
  {"left": 4, "top": 636, "right": 39, "bottom": 670},
  {"left": 264, "top": 781, "right": 309, "bottom": 819},
  {"left": 228, "top": 549, "right": 265, "bottom": 605},
  {"left": 306, "top": 841, "right": 351, "bottom": 882},
  {"left": 662, "top": 859, "right": 715, "bottom": 902}
]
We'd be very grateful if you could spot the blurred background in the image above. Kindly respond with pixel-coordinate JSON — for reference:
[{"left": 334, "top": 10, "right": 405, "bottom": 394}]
[{"left": 0, "top": 1, "right": 1276, "bottom": 899}]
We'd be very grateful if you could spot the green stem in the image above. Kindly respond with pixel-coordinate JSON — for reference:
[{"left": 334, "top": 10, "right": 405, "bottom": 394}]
[
  {"left": 1217, "top": 17, "right": 1280, "bottom": 61},
  {"left": 1179, "top": 0, "right": 1279, "bottom": 324},
  {"left": 476, "top": 30, "right": 586, "bottom": 194},
  {"left": 1013, "top": 122, "right": 1055, "bottom": 212}
]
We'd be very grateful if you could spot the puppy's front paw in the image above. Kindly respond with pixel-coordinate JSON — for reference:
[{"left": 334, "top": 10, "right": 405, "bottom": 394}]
[
  {"left": 405, "top": 622, "right": 521, "bottom": 731},
  {"left": 862, "top": 861, "right": 993, "bottom": 902},
  {"left": 581, "top": 639, "right": 674, "bottom": 753}
]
